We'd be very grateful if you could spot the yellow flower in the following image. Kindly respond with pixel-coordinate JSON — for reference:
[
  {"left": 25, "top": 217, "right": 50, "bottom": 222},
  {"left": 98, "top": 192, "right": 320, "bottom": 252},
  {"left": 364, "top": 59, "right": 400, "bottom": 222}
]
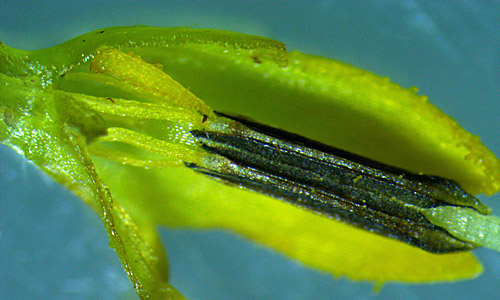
[{"left": 1, "top": 26, "right": 499, "bottom": 299}]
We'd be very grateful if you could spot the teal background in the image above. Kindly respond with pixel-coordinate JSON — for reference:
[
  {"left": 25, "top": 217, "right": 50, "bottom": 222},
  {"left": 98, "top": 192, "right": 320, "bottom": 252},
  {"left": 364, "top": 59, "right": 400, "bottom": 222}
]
[{"left": 1, "top": 1, "right": 499, "bottom": 299}]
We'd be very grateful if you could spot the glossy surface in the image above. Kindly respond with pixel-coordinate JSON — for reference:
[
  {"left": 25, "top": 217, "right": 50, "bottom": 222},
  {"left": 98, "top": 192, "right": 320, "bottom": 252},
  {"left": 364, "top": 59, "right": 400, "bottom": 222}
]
[{"left": 189, "top": 114, "right": 482, "bottom": 253}]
